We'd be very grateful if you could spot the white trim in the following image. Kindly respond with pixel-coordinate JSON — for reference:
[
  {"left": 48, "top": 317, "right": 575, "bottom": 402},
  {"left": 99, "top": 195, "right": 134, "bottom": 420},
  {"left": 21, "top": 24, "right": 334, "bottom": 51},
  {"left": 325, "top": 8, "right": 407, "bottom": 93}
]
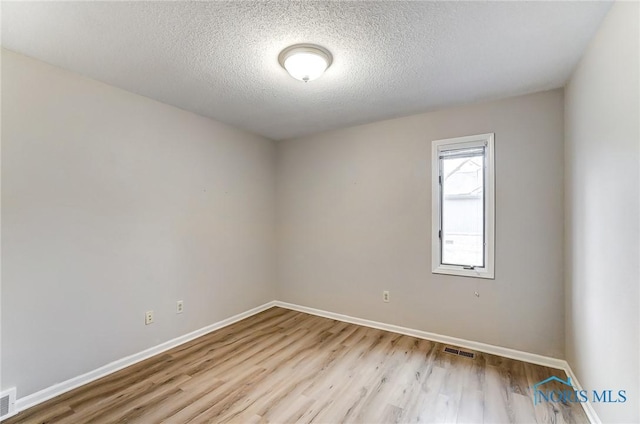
[
  {"left": 274, "top": 300, "right": 600, "bottom": 424},
  {"left": 431, "top": 133, "right": 495, "bottom": 279},
  {"left": 564, "top": 365, "right": 602, "bottom": 424},
  {"left": 274, "top": 301, "right": 563, "bottom": 368},
  {"left": 11, "top": 301, "right": 276, "bottom": 417},
  {"left": 9, "top": 299, "right": 600, "bottom": 424}
]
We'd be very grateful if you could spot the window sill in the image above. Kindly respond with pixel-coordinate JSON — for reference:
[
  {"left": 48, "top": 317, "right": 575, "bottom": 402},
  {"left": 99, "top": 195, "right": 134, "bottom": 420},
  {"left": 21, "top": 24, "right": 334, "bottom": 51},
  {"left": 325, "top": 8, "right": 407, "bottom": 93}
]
[{"left": 432, "top": 265, "right": 494, "bottom": 279}]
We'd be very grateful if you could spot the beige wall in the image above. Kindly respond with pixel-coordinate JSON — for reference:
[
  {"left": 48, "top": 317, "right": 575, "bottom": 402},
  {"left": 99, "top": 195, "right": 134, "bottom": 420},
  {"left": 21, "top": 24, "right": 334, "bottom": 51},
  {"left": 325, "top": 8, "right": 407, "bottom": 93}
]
[
  {"left": 6, "top": 6, "right": 638, "bottom": 415},
  {"left": 276, "top": 89, "right": 565, "bottom": 358},
  {"left": 1, "top": 50, "right": 277, "bottom": 398},
  {"left": 565, "top": 2, "right": 640, "bottom": 422}
]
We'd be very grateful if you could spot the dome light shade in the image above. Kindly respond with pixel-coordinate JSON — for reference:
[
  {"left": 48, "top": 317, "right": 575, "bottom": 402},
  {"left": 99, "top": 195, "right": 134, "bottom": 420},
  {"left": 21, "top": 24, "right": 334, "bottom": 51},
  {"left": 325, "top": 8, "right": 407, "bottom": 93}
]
[{"left": 278, "top": 44, "right": 332, "bottom": 82}]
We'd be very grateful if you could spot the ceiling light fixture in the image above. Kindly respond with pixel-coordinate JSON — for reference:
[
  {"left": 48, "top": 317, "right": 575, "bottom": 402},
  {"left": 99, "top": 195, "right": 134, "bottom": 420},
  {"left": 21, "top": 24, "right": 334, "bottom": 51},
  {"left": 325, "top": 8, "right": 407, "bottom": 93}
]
[{"left": 278, "top": 44, "right": 333, "bottom": 82}]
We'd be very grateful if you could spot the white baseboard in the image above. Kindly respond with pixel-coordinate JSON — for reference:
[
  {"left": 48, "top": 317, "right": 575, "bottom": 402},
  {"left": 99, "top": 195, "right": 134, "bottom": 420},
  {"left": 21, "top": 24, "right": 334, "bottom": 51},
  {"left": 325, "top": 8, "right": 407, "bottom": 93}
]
[
  {"left": 10, "top": 301, "right": 276, "bottom": 419},
  {"left": 273, "top": 301, "right": 566, "bottom": 369},
  {"left": 564, "top": 366, "right": 602, "bottom": 424},
  {"left": 8, "top": 299, "right": 600, "bottom": 424},
  {"left": 273, "top": 300, "right": 601, "bottom": 424}
]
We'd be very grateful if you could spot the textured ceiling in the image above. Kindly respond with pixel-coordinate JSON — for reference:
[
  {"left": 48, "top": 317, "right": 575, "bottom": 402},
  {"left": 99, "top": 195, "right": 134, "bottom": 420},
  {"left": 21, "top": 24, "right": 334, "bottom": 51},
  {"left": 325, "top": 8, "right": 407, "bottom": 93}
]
[{"left": 2, "top": 1, "right": 611, "bottom": 140}]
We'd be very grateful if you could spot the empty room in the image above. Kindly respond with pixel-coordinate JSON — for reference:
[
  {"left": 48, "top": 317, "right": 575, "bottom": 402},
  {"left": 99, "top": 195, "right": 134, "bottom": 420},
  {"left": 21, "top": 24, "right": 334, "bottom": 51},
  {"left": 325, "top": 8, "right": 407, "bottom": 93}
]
[{"left": 1, "top": 1, "right": 638, "bottom": 423}]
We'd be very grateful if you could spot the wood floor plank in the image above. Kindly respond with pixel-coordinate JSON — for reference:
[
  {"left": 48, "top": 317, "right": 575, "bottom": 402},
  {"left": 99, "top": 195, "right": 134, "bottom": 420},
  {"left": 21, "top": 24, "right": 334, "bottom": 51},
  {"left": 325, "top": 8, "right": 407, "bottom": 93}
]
[
  {"left": 483, "top": 364, "right": 515, "bottom": 423},
  {"left": 4, "top": 308, "right": 589, "bottom": 424},
  {"left": 512, "top": 392, "right": 538, "bottom": 424},
  {"left": 456, "top": 389, "right": 484, "bottom": 424}
]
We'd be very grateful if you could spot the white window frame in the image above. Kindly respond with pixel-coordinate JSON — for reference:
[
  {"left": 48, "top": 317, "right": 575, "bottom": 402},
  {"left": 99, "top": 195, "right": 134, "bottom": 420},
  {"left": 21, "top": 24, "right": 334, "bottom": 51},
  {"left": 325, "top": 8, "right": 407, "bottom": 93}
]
[{"left": 432, "top": 133, "right": 495, "bottom": 279}]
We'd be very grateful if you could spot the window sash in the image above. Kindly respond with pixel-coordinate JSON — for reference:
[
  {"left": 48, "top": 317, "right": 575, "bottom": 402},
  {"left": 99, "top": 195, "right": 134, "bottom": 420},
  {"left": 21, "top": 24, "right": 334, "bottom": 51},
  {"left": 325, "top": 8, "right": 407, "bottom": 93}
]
[
  {"left": 439, "top": 146, "right": 485, "bottom": 160},
  {"left": 439, "top": 148, "right": 486, "bottom": 268},
  {"left": 431, "top": 133, "right": 495, "bottom": 279}
]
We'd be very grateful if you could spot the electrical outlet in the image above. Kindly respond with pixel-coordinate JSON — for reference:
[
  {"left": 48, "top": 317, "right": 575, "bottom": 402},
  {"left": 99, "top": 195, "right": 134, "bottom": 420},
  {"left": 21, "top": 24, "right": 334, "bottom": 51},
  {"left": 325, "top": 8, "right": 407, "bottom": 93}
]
[
  {"left": 383, "top": 291, "right": 390, "bottom": 303},
  {"left": 177, "top": 300, "right": 184, "bottom": 314},
  {"left": 145, "top": 310, "right": 154, "bottom": 325}
]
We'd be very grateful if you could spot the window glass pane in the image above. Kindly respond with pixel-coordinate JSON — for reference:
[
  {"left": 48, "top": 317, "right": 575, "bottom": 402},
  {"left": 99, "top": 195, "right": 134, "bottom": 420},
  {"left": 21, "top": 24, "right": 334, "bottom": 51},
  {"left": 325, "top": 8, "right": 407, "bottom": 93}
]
[{"left": 441, "top": 150, "right": 484, "bottom": 267}]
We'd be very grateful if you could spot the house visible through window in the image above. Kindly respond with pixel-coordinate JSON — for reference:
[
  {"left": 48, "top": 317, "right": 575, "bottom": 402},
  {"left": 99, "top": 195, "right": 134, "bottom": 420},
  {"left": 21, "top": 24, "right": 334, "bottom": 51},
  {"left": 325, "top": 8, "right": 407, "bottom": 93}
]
[{"left": 432, "top": 133, "right": 495, "bottom": 279}]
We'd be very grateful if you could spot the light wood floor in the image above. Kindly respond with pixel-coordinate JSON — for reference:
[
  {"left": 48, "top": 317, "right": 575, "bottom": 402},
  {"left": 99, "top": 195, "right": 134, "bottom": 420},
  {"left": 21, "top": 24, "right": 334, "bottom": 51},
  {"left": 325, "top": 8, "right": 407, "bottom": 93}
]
[{"left": 5, "top": 307, "right": 588, "bottom": 424}]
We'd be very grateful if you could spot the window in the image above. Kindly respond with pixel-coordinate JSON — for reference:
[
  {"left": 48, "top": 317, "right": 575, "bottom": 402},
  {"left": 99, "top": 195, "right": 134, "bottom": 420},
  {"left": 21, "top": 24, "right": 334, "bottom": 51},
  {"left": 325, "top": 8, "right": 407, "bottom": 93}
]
[{"left": 432, "top": 133, "right": 494, "bottom": 279}]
